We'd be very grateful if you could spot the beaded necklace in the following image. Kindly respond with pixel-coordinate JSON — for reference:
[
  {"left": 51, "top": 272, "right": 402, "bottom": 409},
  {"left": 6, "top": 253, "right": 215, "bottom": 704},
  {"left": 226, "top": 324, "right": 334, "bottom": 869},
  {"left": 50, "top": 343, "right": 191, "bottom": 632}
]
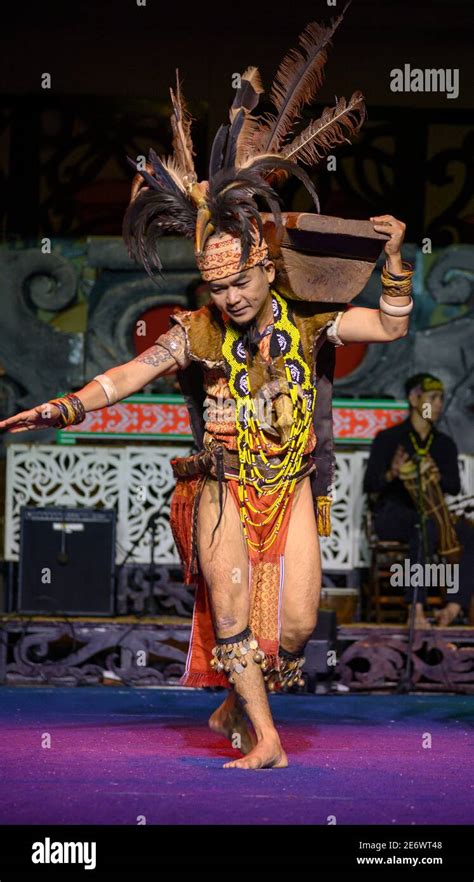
[
  {"left": 409, "top": 430, "right": 434, "bottom": 458},
  {"left": 221, "top": 288, "right": 316, "bottom": 552}
]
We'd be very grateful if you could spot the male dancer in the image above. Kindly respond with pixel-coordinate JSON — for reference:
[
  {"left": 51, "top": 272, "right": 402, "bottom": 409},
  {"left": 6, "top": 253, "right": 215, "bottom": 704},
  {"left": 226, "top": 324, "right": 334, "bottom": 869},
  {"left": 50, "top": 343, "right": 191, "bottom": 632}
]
[
  {"left": 0, "top": 214, "right": 411, "bottom": 768},
  {"left": 0, "top": 15, "right": 414, "bottom": 768}
]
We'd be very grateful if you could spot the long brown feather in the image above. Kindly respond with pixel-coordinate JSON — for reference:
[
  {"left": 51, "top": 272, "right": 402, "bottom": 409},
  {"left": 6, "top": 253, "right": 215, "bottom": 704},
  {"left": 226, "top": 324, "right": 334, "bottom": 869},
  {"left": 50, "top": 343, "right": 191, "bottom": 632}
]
[
  {"left": 247, "top": 5, "right": 350, "bottom": 158},
  {"left": 283, "top": 90, "right": 366, "bottom": 165},
  {"left": 169, "top": 69, "right": 196, "bottom": 178},
  {"left": 234, "top": 113, "right": 262, "bottom": 167}
]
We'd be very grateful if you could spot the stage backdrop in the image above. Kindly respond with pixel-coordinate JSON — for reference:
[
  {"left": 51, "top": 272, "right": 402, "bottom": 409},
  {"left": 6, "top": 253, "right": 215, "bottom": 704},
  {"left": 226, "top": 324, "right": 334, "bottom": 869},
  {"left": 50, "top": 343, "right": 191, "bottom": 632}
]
[{"left": 0, "top": 238, "right": 473, "bottom": 453}]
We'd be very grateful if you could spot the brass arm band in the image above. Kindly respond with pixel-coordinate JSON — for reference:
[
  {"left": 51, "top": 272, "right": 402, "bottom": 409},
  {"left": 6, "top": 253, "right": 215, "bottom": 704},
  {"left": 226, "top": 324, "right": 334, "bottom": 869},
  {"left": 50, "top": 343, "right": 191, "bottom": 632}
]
[{"left": 381, "top": 260, "right": 414, "bottom": 298}]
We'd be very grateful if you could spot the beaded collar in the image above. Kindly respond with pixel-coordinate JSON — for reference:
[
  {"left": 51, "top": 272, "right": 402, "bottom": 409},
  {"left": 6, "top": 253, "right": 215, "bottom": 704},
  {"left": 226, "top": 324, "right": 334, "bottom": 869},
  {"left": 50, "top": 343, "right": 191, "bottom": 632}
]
[{"left": 220, "top": 289, "right": 316, "bottom": 552}]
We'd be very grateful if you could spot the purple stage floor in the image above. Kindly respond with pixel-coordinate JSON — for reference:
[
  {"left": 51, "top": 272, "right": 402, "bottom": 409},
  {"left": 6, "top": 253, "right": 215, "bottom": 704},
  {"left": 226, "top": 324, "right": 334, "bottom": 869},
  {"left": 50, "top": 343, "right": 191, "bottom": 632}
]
[{"left": 0, "top": 687, "right": 472, "bottom": 825}]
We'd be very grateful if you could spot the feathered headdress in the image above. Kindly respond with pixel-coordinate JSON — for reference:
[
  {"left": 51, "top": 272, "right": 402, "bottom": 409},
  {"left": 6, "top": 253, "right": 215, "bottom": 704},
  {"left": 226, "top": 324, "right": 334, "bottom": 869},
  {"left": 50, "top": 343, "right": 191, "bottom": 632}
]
[{"left": 123, "top": 2, "right": 366, "bottom": 282}]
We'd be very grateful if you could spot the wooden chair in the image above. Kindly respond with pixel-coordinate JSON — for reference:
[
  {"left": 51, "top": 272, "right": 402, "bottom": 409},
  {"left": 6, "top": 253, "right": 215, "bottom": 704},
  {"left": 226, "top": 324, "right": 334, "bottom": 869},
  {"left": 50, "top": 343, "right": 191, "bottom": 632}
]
[{"left": 364, "top": 508, "right": 443, "bottom": 623}]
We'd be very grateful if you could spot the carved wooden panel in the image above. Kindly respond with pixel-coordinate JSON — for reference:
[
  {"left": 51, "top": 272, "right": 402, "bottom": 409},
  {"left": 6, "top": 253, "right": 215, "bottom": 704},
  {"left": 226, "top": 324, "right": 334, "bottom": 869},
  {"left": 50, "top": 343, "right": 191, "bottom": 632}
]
[{"left": 5, "top": 445, "right": 473, "bottom": 576}]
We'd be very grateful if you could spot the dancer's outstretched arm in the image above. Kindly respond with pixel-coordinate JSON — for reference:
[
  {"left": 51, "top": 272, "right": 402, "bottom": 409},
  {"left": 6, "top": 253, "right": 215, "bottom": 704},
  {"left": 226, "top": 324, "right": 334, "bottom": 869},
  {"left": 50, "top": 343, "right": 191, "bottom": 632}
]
[{"left": 0, "top": 325, "right": 189, "bottom": 434}]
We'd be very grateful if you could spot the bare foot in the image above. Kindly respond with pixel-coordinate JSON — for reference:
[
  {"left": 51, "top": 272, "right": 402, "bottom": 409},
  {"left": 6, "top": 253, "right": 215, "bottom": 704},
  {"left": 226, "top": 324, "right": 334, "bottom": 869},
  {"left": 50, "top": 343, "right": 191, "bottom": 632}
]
[
  {"left": 223, "top": 734, "right": 288, "bottom": 770},
  {"left": 434, "top": 603, "right": 461, "bottom": 627},
  {"left": 208, "top": 693, "right": 257, "bottom": 756}
]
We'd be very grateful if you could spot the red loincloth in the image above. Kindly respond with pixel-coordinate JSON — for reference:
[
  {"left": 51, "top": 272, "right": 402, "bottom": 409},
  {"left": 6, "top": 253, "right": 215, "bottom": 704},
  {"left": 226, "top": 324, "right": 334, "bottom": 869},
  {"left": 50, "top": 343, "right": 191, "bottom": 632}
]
[{"left": 170, "top": 474, "right": 297, "bottom": 688}]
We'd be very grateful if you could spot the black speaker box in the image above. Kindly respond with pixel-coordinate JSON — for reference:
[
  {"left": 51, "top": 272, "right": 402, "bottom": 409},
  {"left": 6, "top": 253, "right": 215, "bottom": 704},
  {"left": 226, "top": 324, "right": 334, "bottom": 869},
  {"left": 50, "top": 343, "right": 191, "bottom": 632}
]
[
  {"left": 17, "top": 506, "right": 116, "bottom": 615},
  {"left": 302, "top": 610, "right": 337, "bottom": 681}
]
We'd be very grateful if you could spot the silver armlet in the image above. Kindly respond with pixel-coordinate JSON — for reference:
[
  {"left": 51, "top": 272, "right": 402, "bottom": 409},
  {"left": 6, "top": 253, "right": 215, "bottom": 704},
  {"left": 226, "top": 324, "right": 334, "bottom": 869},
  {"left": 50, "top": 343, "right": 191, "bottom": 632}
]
[
  {"left": 93, "top": 374, "right": 119, "bottom": 406},
  {"left": 379, "top": 295, "right": 413, "bottom": 317}
]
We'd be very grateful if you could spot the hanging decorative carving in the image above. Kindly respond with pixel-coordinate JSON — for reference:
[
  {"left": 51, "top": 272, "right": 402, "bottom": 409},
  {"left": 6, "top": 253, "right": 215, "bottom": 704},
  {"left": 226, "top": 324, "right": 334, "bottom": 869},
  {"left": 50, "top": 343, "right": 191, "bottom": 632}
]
[
  {"left": 1, "top": 620, "right": 189, "bottom": 686},
  {"left": 337, "top": 626, "right": 474, "bottom": 693}
]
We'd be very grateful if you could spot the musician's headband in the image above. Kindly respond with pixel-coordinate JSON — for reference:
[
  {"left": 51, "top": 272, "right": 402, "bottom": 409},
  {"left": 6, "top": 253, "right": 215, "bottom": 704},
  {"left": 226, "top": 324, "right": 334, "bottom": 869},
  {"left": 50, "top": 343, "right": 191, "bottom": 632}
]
[{"left": 411, "top": 377, "right": 444, "bottom": 395}]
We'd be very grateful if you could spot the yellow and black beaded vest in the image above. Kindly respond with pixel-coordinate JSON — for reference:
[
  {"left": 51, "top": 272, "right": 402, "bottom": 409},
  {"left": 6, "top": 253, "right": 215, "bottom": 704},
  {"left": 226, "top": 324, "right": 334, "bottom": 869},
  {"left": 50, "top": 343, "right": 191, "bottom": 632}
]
[{"left": 170, "top": 296, "right": 344, "bottom": 536}]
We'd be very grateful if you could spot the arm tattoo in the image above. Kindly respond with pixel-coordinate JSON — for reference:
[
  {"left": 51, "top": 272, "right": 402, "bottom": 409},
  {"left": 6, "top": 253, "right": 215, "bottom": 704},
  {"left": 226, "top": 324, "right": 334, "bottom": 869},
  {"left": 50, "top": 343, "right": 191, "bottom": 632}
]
[
  {"left": 136, "top": 345, "right": 175, "bottom": 367},
  {"left": 134, "top": 324, "right": 190, "bottom": 370}
]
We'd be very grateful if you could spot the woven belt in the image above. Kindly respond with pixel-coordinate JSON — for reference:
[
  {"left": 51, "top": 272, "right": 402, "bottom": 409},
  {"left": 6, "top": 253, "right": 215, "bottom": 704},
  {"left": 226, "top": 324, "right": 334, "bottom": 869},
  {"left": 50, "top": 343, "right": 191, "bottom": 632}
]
[
  {"left": 171, "top": 448, "right": 217, "bottom": 479},
  {"left": 171, "top": 444, "right": 315, "bottom": 486}
]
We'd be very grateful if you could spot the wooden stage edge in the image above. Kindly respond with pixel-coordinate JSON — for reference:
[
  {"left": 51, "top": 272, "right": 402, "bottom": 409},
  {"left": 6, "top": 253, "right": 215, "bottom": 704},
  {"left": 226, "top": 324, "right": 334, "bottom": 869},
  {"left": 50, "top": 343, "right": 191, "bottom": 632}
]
[
  {"left": 1, "top": 614, "right": 473, "bottom": 631},
  {"left": 0, "top": 616, "right": 473, "bottom": 693}
]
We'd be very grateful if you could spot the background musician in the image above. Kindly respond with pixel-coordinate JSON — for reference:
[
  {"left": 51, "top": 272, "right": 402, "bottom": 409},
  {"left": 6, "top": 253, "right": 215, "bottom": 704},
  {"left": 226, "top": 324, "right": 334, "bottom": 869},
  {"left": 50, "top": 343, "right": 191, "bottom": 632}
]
[{"left": 364, "top": 373, "right": 473, "bottom": 628}]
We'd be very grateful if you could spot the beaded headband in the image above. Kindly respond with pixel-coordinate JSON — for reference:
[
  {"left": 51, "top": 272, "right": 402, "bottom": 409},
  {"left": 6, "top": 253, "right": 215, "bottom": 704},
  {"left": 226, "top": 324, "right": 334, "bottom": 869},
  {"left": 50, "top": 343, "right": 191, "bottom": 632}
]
[{"left": 196, "top": 231, "right": 269, "bottom": 281}]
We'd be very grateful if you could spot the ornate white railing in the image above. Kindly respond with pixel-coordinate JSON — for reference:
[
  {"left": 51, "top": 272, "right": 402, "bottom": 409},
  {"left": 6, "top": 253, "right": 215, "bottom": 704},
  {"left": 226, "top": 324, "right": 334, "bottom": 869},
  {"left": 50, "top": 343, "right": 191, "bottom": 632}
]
[{"left": 4, "top": 444, "right": 473, "bottom": 573}]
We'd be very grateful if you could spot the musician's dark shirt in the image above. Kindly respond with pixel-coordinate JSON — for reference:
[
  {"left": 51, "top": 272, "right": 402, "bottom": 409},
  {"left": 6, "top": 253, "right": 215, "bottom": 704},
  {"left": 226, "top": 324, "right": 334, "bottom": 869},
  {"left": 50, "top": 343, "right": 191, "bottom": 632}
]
[{"left": 363, "top": 417, "right": 461, "bottom": 514}]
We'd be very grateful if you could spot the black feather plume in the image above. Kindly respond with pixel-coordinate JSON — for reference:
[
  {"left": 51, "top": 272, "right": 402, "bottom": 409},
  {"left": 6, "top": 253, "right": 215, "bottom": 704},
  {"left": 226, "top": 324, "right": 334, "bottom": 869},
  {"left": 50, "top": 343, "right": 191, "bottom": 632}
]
[
  {"left": 126, "top": 156, "right": 161, "bottom": 192},
  {"left": 223, "top": 109, "right": 246, "bottom": 169},
  {"left": 244, "top": 154, "right": 320, "bottom": 212},
  {"left": 208, "top": 125, "right": 229, "bottom": 178},
  {"left": 122, "top": 188, "right": 197, "bottom": 282},
  {"left": 206, "top": 165, "right": 284, "bottom": 266}
]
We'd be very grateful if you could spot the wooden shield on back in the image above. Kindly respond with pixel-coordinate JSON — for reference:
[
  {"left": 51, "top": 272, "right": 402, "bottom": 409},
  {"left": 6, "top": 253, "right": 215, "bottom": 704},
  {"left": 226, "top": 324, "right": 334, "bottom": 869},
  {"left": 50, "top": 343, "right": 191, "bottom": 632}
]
[{"left": 261, "top": 212, "right": 389, "bottom": 303}]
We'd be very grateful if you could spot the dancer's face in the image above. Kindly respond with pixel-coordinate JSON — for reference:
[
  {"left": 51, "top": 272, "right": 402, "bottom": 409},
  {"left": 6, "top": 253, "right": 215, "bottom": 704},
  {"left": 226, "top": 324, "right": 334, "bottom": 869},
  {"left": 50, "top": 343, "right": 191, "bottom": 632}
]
[{"left": 208, "top": 261, "right": 276, "bottom": 326}]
